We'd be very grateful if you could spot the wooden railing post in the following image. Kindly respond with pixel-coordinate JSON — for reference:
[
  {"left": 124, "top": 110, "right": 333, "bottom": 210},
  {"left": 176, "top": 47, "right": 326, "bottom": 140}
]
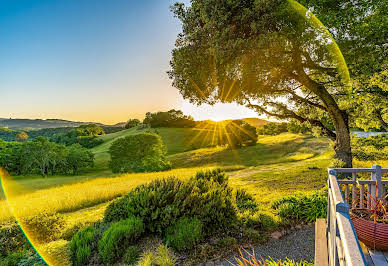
[
  {"left": 352, "top": 173, "right": 357, "bottom": 208},
  {"left": 372, "top": 165, "right": 383, "bottom": 200}
]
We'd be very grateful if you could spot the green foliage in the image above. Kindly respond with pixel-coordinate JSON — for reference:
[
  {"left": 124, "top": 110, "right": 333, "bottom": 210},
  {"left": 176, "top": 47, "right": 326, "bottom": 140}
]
[
  {"left": 272, "top": 192, "right": 327, "bottom": 223},
  {"left": 108, "top": 133, "right": 171, "bottom": 173},
  {"left": 0, "top": 140, "right": 23, "bottom": 175},
  {"left": 143, "top": 109, "right": 195, "bottom": 128},
  {"left": 258, "top": 122, "right": 288, "bottom": 136},
  {"left": 51, "top": 124, "right": 104, "bottom": 148},
  {"left": 69, "top": 226, "right": 97, "bottom": 266},
  {"left": 287, "top": 120, "right": 309, "bottom": 134},
  {"left": 352, "top": 135, "right": 388, "bottom": 161},
  {"left": 0, "top": 224, "right": 28, "bottom": 258},
  {"left": 125, "top": 119, "right": 141, "bottom": 129},
  {"left": 15, "top": 251, "right": 45, "bottom": 266},
  {"left": 21, "top": 211, "right": 65, "bottom": 243},
  {"left": 165, "top": 217, "right": 203, "bottom": 251},
  {"left": 66, "top": 144, "right": 94, "bottom": 175},
  {"left": 104, "top": 169, "right": 237, "bottom": 234},
  {"left": 0, "top": 251, "right": 25, "bottom": 266},
  {"left": 98, "top": 217, "right": 144, "bottom": 263},
  {"left": 235, "top": 189, "right": 259, "bottom": 212},
  {"left": 0, "top": 127, "right": 18, "bottom": 142},
  {"left": 122, "top": 246, "right": 141, "bottom": 265},
  {"left": 0, "top": 137, "right": 95, "bottom": 176},
  {"left": 238, "top": 211, "right": 278, "bottom": 231}
]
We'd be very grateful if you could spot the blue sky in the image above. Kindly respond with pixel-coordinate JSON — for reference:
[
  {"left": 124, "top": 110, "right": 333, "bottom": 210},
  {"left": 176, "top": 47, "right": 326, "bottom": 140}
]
[{"left": 0, "top": 0, "right": 259, "bottom": 124}]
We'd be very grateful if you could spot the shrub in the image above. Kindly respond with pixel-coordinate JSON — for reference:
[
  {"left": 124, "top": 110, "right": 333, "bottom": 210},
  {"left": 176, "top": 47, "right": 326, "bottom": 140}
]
[
  {"left": 69, "top": 225, "right": 97, "bottom": 266},
  {"left": 103, "top": 196, "right": 129, "bottom": 224},
  {"left": 272, "top": 192, "right": 327, "bottom": 223},
  {"left": 104, "top": 169, "right": 237, "bottom": 234},
  {"left": 238, "top": 211, "right": 278, "bottom": 231},
  {"left": 21, "top": 212, "right": 65, "bottom": 243},
  {"left": 108, "top": 133, "right": 171, "bottom": 173},
  {"left": 235, "top": 189, "right": 259, "bottom": 212},
  {"left": 0, "top": 224, "right": 28, "bottom": 258},
  {"left": 15, "top": 251, "right": 45, "bottom": 266},
  {"left": 165, "top": 217, "right": 203, "bottom": 251},
  {"left": 98, "top": 217, "right": 144, "bottom": 263},
  {"left": 122, "top": 245, "right": 141, "bottom": 265},
  {"left": 0, "top": 251, "right": 25, "bottom": 266}
]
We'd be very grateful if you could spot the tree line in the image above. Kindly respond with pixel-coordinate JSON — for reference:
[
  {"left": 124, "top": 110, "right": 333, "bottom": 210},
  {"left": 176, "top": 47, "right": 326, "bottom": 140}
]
[
  {"left": 0, "top": 137, "right": 94, "bottom": 176},
  {"left": 0, "top": 124, "right": 123, "bottom": 144}
]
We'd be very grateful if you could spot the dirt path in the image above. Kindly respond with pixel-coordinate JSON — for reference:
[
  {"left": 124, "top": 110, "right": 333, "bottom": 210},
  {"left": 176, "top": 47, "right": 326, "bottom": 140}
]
[{"left": 202, "top": 226, "right": 315, "bottom": 265}]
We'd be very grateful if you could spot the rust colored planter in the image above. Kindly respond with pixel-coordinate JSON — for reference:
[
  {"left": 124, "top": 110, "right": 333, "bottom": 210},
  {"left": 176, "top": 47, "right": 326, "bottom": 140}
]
[{"left": 350, "top": 209, "right": 388, "bottom": 251}]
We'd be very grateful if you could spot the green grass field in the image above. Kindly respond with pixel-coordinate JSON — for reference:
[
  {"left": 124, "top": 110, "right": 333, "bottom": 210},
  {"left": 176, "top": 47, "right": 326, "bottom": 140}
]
[{"left": 0, "top": 128, "right": 386, "bottom": 265}]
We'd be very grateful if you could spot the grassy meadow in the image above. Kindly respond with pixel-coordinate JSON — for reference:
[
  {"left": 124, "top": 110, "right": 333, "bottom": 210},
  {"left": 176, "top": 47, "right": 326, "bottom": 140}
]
[{"left": 0, "top": 127, "right": 386, "bottom": 265}]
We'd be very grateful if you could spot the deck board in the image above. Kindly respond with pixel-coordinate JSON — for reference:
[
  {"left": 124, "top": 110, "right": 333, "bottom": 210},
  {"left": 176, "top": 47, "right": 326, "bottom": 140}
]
[{"left": 367, "top": 247, "right": 388, "bottom": 266}]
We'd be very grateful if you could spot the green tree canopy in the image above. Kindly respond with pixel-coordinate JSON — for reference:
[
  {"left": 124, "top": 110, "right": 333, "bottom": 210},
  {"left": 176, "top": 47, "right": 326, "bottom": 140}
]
[
  {"left": 108, "top": 133, "right": 171, "bottom": 173},
  {"left": 300, "top": 0, "right": 387, "bottom": 132},
  {"left": 125, "top": 119, "right": 141, "bottom": 129},
  {"left": 143, "top": 109, "right": 195, "bottom": 128},
  {"left": 169, "top": 0, "right": 354, "bottom": 166}
]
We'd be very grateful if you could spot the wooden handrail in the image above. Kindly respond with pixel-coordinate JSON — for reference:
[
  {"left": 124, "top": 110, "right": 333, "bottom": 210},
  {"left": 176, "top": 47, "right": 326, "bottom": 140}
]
[{"left": 326, "top": 170, "right": 368, "bottom": 266}]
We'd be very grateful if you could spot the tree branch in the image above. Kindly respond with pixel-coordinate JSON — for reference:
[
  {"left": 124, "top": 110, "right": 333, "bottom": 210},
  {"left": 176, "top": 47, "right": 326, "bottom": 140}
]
[{"left": 245, "top": 99, "right": 336, "bottom": 140}]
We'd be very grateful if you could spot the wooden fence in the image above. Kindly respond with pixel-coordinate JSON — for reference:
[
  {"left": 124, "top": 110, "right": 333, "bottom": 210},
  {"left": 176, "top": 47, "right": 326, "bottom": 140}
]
[{"left": 325, "top": 165, "right": 388, "bottom": 266}]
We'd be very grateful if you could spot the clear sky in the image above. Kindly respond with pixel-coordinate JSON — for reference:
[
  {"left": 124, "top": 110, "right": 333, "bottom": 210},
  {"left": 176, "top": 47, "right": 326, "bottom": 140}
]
[{"left": 0, "top": 0, "right": 259, "bottom": 124}]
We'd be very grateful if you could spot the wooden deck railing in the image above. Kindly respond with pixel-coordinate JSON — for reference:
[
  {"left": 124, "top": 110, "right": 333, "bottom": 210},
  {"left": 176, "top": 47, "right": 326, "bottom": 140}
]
[{"left": 326, "top": 165, "right": 388, "bottom": 266}]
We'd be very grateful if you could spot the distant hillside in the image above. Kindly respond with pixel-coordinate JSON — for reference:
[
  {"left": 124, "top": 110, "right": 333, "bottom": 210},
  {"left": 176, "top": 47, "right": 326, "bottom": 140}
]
[
  {"left": 0, "top": 118, "right": 108, "bottom": 130},
  {"left": 242, "top": 118, "right": 269, "bottom": 128}
]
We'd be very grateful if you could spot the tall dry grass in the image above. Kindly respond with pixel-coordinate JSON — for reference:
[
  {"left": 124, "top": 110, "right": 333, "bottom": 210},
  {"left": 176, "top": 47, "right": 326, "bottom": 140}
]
[{"left": 0, "top": 167, "right": 211, "bottom": 222}]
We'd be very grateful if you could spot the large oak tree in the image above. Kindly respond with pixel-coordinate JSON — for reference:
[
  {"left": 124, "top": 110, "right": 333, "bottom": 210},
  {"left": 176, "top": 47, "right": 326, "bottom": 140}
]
[{"left": 169, "top": 0, "right": 354, "bottom": 166}]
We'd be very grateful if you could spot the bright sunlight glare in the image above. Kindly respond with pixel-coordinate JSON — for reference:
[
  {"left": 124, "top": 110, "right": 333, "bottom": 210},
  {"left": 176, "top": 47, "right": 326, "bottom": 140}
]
[{"left": 179, "top": 100, "right": 260, "bottom": 121}]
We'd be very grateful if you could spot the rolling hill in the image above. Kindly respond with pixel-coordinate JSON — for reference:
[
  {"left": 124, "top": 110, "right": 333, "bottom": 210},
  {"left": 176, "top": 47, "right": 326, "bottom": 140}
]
[{"left": 0, "top": 118, "right": 119, "bottom": 130}]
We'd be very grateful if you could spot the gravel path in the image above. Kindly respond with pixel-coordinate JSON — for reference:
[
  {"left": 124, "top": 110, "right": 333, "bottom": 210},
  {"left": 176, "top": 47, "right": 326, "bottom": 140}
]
[{"left": 215, "top": 226, "right": 315, "bottom": 265}]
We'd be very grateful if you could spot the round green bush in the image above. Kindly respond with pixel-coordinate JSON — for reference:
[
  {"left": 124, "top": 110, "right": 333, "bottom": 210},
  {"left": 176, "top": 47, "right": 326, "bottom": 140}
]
[
  {"left": 165, "top": 217, "right": 203, "bottom": 251},
  {"left": 69, "top": 225, "right": 97, "bottom": 266},
  {"left": 108, "top": 133, "right": 171, "bottom": 173},
  {"left": 103, "top": 169, "right": 237, "bottom": 234},
  {"left": 98, "top": 217, "right": 144, "bottom": 263}
]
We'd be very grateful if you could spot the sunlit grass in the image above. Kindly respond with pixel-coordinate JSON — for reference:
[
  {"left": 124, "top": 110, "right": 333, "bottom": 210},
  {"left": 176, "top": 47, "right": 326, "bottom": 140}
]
[{"left": 0, "top": 167, "right": 213, "bottom": 222}]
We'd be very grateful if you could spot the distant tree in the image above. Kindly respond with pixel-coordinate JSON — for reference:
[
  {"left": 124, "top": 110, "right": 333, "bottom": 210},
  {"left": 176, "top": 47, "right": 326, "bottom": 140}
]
[
  {"left": 125, "top": 119, "right": 140, "bottom": 129},
  {"left": 143, "top": 109, "right": 195, "bottom": 128},
  {"left": 0, "top": 140, "right": 23, "bottom": 174},
  {"left": 51, "top": 124, "right": 104, "bottom": 148},
  {"left": 76, "top": 124, "right": 105, "bottom": 136},
  {"left": 226, "top": 120, "right": 258, "bottom": 148},
  {"left": 21, "top": 137, "right": 57, "bottom": 176},
  {"left": 109, "top": 133, "right": 171, "bottom": 173},
  {"left": 258, "top": 122, "right": 288, "bottom": 136},
  {"left": 66, "top": 144, "right": 94, "bottom": 175},
  {"left": 15, "top": 132, "right": 29, "bottom": 142},
  {"left": 287, "top": 120, "right": 309, "bottom": 134}
]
